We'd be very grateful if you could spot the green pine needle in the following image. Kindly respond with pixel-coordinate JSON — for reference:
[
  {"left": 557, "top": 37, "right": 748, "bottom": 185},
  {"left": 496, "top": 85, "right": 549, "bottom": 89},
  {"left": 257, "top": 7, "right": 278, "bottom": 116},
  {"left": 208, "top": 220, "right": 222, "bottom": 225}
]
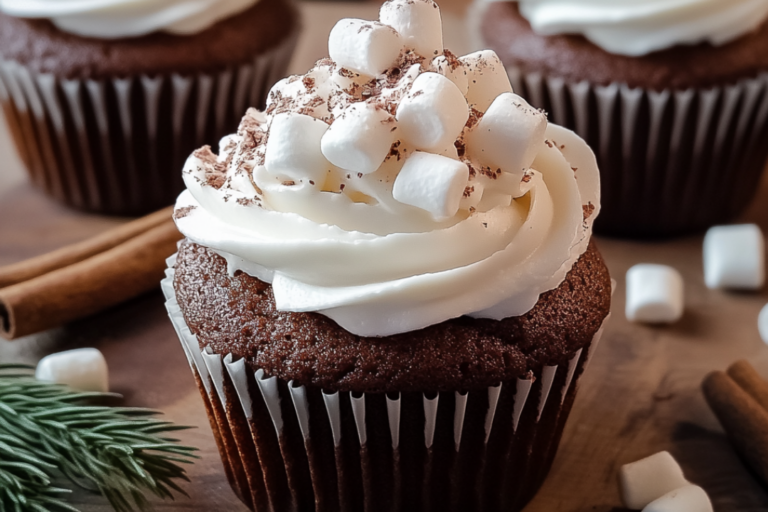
[{"left": 0, "top": 364, "right": 198, "bottom": 512}]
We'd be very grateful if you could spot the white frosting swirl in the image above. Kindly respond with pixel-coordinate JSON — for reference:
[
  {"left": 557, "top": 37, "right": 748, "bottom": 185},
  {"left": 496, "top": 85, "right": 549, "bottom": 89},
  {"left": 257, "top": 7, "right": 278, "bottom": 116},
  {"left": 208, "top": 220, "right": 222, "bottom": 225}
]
[
  {"left": 0, "top": 0, "right": 258, "bottom": 38},
  {"left": 517, "top": 0, "right": 768, "bottom": 56},
  {"left": 173, "top": 0, "right": 602, "bottom": 337}
]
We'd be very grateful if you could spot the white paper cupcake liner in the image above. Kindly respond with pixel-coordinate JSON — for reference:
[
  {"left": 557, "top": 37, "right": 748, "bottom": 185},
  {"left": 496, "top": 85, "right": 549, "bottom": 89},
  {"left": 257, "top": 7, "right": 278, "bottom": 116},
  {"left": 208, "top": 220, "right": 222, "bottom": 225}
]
[
  {"left": 505, "top": 66, "right": 768, "bottom": 237},
  {"left": 161, "top": 253, "right": 610, "bottom": 512},
  {"left": 0, "top": 28, "right": 298, "bottom": 215}
]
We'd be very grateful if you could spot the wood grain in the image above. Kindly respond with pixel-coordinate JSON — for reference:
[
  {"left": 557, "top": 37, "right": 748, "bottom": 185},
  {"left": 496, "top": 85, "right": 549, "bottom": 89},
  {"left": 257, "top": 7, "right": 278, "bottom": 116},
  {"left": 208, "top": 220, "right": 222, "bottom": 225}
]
[{"left": 2, "top": 3, "right": 768, "bottom": 511}]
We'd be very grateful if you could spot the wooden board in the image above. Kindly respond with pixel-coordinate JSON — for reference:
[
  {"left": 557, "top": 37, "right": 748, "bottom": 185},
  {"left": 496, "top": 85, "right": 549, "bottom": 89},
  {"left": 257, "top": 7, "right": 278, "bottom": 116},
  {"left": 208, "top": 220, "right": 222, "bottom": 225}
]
[{"left": 2, "top": 3, "right": 768, "bottom": 510}]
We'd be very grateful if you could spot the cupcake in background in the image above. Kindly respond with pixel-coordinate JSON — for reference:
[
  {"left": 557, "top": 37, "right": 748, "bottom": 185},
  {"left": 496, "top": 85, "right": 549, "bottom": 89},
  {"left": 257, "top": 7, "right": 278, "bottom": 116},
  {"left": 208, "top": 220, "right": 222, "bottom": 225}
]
[
  {"left": 0, "top": 0, "right": 300, "bottom": 215},
  {"left": 163, "top": 1, "right": 612, "bottom": 510},
  {"left": 479, "top": 0, "right": 768, "bottom": 237}
]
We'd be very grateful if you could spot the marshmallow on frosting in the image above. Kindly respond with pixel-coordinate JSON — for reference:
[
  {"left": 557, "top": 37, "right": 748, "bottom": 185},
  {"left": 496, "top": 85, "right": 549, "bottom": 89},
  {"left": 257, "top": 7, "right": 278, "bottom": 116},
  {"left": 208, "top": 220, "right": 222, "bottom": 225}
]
[
  {"left": 329, "top": 19, "right": 403, "bottom": 77},
  {"left": 173, "top": 0, "right": 602, "bottom": 337},
  {"left": 460, "top": 50, "right": 514, "bottom": 112},
  {"left": 396, "top": 72, "right": 469, "bottom": 152},
  {"left": 264, "top": 113, "right": 330, "bottom": 183},
  {"left": 321, "top": 101, "right": 395, "bottom": 174},
  {"left": 466, "top": 92, "right": 547, "bottom": 185}
]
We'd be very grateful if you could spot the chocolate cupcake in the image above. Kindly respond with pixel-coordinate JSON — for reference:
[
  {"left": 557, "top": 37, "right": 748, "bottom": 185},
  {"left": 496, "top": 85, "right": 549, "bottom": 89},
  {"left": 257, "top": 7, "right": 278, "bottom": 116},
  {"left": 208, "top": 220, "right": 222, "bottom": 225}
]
[
  {"left": 0, "top": 0, "right": 300, "bottom": 215},
  {"left": 479, "top": 1, "right": 768, "bottom": 237},
  {"left": 163, "top": 1, "right": 612, "bottom": 510}
]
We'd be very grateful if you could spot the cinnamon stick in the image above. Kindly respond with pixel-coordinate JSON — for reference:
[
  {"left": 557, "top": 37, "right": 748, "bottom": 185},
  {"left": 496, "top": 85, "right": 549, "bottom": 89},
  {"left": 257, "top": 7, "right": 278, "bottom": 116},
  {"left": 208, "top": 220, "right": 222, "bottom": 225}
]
[
  {"left": 727, "top": 359, "right": 768, "bottom": 412},
  {"left": 702, "top": 369, "right": 768, "bottom": 485},
  {"left": 0, "top": 221, "right": 181, "bottom": 340},
  {"left": 0, "top": 205, "right": 174, "bottom": 289}
]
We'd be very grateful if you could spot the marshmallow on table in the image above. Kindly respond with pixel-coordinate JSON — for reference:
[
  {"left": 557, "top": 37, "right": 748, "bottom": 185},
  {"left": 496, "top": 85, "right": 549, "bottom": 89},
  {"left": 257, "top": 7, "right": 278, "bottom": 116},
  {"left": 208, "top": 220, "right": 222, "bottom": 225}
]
[
  {"left": 619, "top": 451, "right": 690, "bottom": 510},
  {"left": 35, "top": 348, "right": 109, "bottom": 393},
  {"left": 625, "top": 264, "right": 684, "bottom": 324},
  {"left": 759, "top": 303, "right": 768, "bottom": 345},
  {"left": 643, "top": 485, "right": 713, "bottom": 512},
  {"left": 703, "top": 224, "right": 765, "bottom": 290},
  {"left": 329, "top": 19, "right": 403, "bottom": 77},
  {"left": 321, "top": 102, "right": 395, "bottom": 174},
  {"left": 393, "top": 151, "right": 469, "bottom": 219},
  {"left": 465, "top": 92, "right": 547, "bottom": 179},
  {"left": 265, "top": 113, "right": 330, "bottom": 183},
  {"left": 430, "top": 54, "right": 469, "bottom": 95},
  {"left": 460, "top": 50, "right": 514, "bottom": 112},
  {"left": 396, "top": 72, "right": 468, "bottom": 152},
  {"left": 380, "top": 0, "right": 443, "bottom": 58}
]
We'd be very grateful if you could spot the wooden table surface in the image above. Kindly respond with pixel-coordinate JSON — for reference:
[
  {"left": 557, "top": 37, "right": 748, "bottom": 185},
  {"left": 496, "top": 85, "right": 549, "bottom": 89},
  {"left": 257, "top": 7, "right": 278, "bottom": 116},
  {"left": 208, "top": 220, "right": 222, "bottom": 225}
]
[{"left": 3, "top": 3, "right": 768, "bottom": 511}]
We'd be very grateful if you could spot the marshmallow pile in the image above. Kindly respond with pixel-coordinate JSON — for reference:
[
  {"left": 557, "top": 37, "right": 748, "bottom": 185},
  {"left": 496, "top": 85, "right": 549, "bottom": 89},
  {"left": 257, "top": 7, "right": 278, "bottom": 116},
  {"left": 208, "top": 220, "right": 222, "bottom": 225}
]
[
  {"left": 619, "top": 451, "right": 712, "bottom": 512},
  {"left": 254, "top": 0, "right": 545, "bottom": 223},
  {"left": 174, "top": 0, "right": 600, "bottom": 337}
]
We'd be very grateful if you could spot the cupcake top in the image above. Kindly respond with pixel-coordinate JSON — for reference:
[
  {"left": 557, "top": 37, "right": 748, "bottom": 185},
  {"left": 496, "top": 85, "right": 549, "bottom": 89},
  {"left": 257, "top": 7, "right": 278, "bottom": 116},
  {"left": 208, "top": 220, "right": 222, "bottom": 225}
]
[
  {"left": 0, "top": 0, "right": 259, "bottom": 38},
  {"left": 516, "top": 0, "right": 768, "bottom": 56},
  {"left": 173, "top": 0, "right": 601, "bottom": 337}
]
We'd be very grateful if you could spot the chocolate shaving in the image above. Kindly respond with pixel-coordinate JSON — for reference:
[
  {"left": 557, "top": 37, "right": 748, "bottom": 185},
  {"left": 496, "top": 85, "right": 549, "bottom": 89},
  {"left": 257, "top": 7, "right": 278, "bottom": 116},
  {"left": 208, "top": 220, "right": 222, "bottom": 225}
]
[
  {"left": 193, "top": 146, "right": 228, "bottom": 189},
  {"left": 387, "top": 140, "right": 402, "bottom": 161},
  {"left": 173, "top": 206, "right": 197, "bottom": 220},
  {"left": 302, "top": 76, "right": 316, "bottom": 92},
  {"left": 236, "top": 198, "right": 260, "bottom": 207},
  {"left": 465, "top": 107, "right": 484, "bottom": 130},
  {"left": 455, "top": 139, "right": 466, "bottom": 158},
  {"left": 441, "top": 49, "right": 462, "bottom": 71}
]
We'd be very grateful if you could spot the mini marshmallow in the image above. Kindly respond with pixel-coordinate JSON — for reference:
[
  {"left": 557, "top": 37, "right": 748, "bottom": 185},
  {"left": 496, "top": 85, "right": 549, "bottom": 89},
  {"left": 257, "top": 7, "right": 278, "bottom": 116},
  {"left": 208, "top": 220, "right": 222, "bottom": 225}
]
[
  {"left": 460, "top": 50, "right": 514, "bottom": 112},
  {"left": 380, "top": 0, "right": 443, "bottom": 58},
  {"left": 36, "top": 348, "right": 109, "bottom": 393},
  {"left": 329, "top": 19, "right": 403, "bottom": 77},
  {"left": 619, "top": 452, "right": 690, "bottom": 510},
  {"left": 759, "top": 303, "right": 768, "bottom": 345},
  {"left": 643, "top": 485, "right": 713, "bottom": 512},
  {"left": 265, "top": 113, "right": 330, "bottom": 183},
  {"left": 393, "top": 151, "right": 469, "bottom": 219},
  {"left": 465, "top": 92, "right": 546, "bottom": 178},
  {"left": 321, "top": 102, "right": 396, "bottom": 174},
  {"left": 625, "top": 264, "right": 684, "bottom": 324},
  {"left": 704, "top": 224, "right": 765, "bottom": 290},
  {"left": 396, "top": 72, "right": 468, "bottom": 152},
  {"left": 430, "top": 54, "right": 468, "bottom": 95}
]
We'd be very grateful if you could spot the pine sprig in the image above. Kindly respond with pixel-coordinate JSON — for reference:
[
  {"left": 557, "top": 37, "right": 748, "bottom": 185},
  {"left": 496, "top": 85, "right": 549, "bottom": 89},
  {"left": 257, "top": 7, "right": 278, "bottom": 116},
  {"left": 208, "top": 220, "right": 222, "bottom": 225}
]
[{"left": 0, "top": 364, "right": 198, "bottom": 512}]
